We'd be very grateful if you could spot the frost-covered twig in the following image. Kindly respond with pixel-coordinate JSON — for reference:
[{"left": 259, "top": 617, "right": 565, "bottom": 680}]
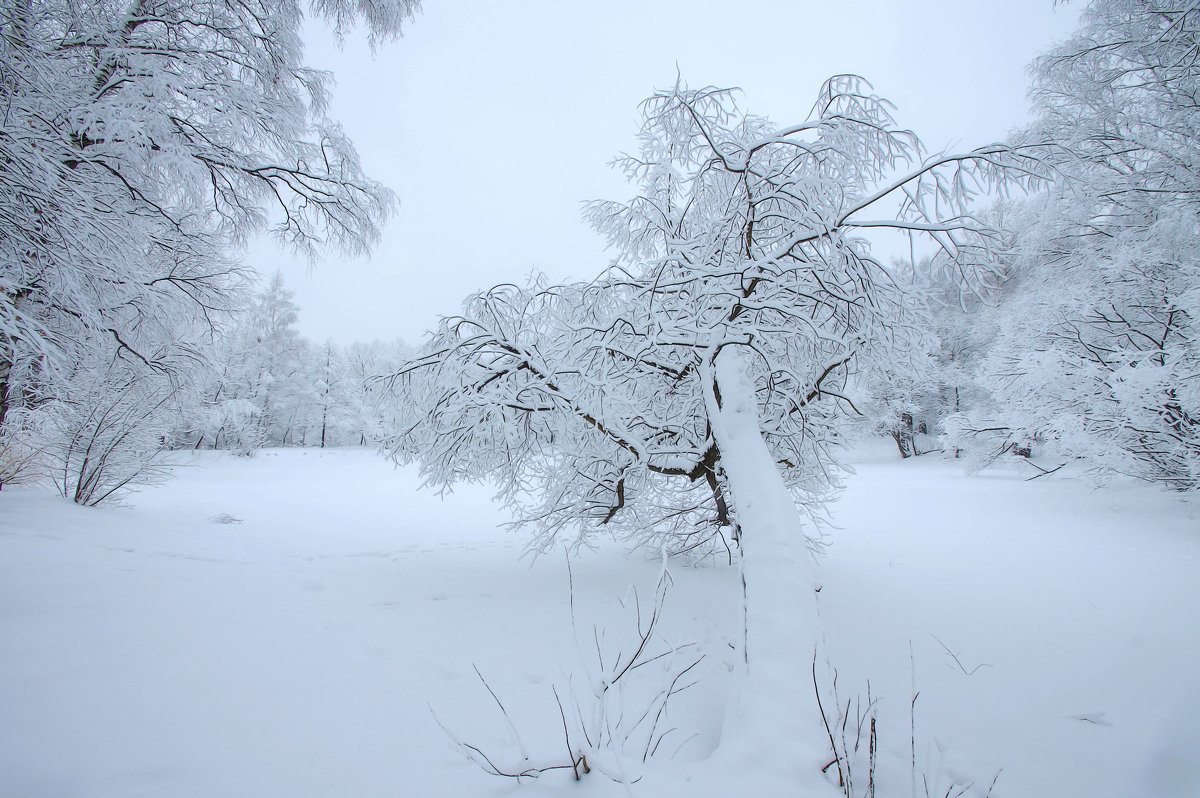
[{"left": 431, "top": 562, "right": 701, "bottom": 785}]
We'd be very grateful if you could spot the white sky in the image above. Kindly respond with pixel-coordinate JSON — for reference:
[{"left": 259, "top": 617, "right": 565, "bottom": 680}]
[{"left": 249, "top": 0, "right": 1081, "bottom": 345}]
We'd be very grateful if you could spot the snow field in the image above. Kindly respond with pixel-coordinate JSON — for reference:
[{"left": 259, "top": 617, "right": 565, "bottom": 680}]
[
  {"left": 818, "top": 449, "right": 1200, "bottom": 798},
  {"left": 1, "top": 447, "right": 1196, "bottom": 797}
]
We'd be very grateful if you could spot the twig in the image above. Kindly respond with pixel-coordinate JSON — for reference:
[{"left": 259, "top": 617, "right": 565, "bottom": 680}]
[
  {"left": 911, "top": 641, "right": 919, "bottom": 798},
  {"left": 867, "top": 715, "right": 877, "bottom": 798},
  {"left": 553, "top": 685, "right": 583, "bottom": 781},
  {"left": 1023, "top": 460, "right": 1067, "bottom": 481},
  {"left": 473, "top": 664, "right": 528, "bottom": 759},
  {"left": 813, "top": 650, "right": 847, "bottom": 789},
  {"left": 642, "top": 655, "right": 704, "bottom": 762},
  {"left": 930, "top": 634, "right": 992, "bottom": 676}
]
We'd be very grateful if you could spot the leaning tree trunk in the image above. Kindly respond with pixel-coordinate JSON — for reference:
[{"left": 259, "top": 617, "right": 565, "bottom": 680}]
[{"left": 699, "top": 345, "right": 832, "bottom": 793}]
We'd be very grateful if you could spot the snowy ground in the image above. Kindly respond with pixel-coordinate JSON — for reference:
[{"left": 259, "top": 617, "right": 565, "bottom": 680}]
[{"left": 1, "top": 447, "right": 1196, "bottom": 797}]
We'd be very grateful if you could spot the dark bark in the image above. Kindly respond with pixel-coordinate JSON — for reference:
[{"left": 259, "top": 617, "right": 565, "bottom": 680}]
[{"left": 891, "top": 412, "right": 915, "bottom": 458}]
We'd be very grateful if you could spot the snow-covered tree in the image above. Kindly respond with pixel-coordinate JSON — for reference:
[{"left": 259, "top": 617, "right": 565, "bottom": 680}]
[
  {"left": 311, "top": 340, "right": 343, "bottom": 448},
  {"left": 344, "top": 339, "right": 413, "bottom": 446},
  {"left": 343, "top": 341, "right": 384, "bottom": 445},
  {"left": 0, "top": 0, "right": 419, "bottom": 482},
  {"left": 250, "top": 273, "right": 315, "bottom": 446},
  {"left": 178, "top": 272, "right": 411, "bottom": 454},
  {"left": 185, "top": 272, "right": 303, "bottom": 452},
  {"left": 848, "top": 257, "right": 1005, "bottom": 458},
  {"left": 391, "top": 77, "right": 1044, "bottom": 784},
  {"left": 956, "top": 0, "right": 1200, "bottom": 489}
]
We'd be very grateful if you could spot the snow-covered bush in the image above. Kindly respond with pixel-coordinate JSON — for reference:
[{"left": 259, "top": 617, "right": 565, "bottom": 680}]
[{"left": 43, "top": 364, "right": 176, "bottom": 506}]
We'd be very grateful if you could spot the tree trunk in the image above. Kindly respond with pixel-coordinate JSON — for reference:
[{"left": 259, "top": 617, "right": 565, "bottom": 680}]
[
  {"left": 0, "top": 359, "right": 10, "bottom": 432},
  {"left": 0, "top": 347, "right": 13, "bottom": 492},
  {"left": 892, "top": 412, "right": 915, "bottom": 458},
  {"left": 700, "top": 345, "right": 830, "bottom": 791}
]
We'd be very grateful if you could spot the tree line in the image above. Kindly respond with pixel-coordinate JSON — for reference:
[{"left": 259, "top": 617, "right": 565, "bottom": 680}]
[{"left": 1, "top": 0, "right": 1196, "bottom": 512}]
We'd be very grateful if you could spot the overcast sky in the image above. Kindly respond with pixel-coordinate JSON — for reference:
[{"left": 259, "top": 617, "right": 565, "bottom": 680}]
[{"left": 249, "top": 0, "right": 1082, "bottom": 345}]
